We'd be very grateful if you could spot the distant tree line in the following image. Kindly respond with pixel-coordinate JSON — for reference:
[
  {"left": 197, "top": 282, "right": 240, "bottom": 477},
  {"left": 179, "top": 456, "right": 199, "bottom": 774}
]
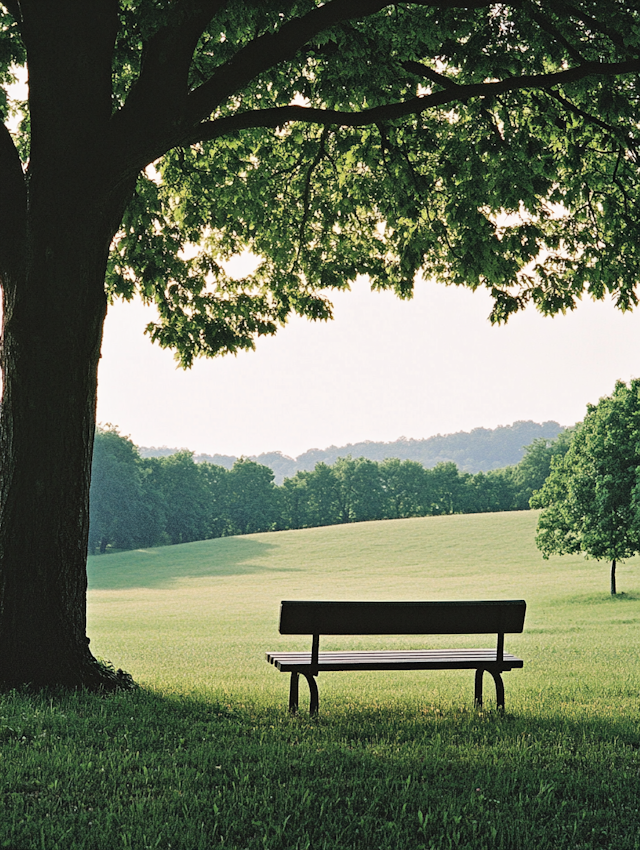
[
  {"left": 141, "top": 419, "right": 566, "bottom": 484},
  {"left": 90, "top": 427, "right": 571, "bottom": 554}
]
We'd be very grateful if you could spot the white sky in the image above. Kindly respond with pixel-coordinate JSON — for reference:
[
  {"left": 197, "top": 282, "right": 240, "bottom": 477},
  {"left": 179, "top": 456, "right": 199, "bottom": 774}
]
[{"left": 97, "top": 276, "right": 640, "bottom": 458}]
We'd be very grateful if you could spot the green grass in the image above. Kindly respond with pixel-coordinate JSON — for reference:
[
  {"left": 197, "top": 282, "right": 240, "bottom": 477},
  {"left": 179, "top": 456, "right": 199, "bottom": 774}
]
[{"left": 3, "top": 511, "right": 640, "bottom": 849}]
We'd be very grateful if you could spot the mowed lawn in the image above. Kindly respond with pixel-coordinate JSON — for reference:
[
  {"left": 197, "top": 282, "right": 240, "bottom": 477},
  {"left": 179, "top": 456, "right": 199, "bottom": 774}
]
[
  {"left": 87, "top": 509, "right": 640, "bottom": 711},
  {"left": 3, "top": 511, "right": 640, "bottom": 850}
]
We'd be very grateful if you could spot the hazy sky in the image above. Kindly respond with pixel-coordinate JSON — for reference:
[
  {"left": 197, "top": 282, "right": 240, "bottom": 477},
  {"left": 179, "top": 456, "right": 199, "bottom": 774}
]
[{"left": 97, "top": 275, "right": 640, "bottom": 458}]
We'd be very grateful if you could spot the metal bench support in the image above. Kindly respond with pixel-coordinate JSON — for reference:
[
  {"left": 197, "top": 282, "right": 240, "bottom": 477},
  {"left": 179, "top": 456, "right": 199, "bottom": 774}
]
[
  {"left": 289, "top": 671, "right": 319, "bottom": 715},
  {"left": 474, "top": 668, "right": 505, "bottom": 710}
]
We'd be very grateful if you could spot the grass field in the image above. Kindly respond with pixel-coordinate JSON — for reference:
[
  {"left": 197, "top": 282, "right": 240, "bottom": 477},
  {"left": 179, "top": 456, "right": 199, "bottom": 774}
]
[{"left": 2, "top": 511, "right": 640, "bottom": 849}]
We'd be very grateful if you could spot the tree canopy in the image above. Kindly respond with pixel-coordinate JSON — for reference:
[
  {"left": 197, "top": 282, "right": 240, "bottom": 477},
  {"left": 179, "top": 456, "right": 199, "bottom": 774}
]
[
  {"left": 2, "top": 1, "right": 640, "bottom": 688},
  {"left": 531, "top": 380, "right": 640, "bottom": 595},
  {"left": 4, "top": 2, "right": 640, "bottom": 366}
]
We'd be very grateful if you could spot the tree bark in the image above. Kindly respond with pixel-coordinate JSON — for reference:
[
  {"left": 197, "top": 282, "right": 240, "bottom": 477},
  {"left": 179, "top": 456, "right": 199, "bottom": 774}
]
[
  {"left": 0, "top": 227, "right": 131, "bottom": 689},
  {"left": 0, "top": 1, "right": 136, "bottom": 689},
  {"left": 611, "top": 558, "right": 617, "bottom": 596}
]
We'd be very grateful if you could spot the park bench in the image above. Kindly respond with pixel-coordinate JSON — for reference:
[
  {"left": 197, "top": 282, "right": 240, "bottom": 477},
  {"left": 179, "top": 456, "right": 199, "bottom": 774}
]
[{"left": 266, "top": 600, "right": 526, "bottom": 714}]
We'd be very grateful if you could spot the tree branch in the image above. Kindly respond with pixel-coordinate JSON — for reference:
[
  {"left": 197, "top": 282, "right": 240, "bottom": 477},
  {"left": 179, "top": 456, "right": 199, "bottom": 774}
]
[
  {"left": 0, "top": 122, "right": 27, "bottom": 279},
  {"left": 524, "top": 4, "right": 587, "bottom": 64},
  {"left": 108, "top": 0, "right": 494, "bottom": 173},
  {"left": 401, "top": 60, "right": 460, "bottom": 89},
  {"left": 185, "top": 0, "right": 494, "bottom": 125},
  {"left": 186, "top": 57, "right": 640, "bottom": 144},
  {"left": 548, "top": 89, "right": 639, "bottom": 161},
  {"left": 123, "top": 0, "right": 228, "bottom": 116},
  {"left": 2, "top": 1, "right": 22, "bottom": 22},
  {"left": 556, "top": 1, "right": 638, "bottom": 57},
  {"left": 293, "top": 126, "right": 330, "bottom": 274}
]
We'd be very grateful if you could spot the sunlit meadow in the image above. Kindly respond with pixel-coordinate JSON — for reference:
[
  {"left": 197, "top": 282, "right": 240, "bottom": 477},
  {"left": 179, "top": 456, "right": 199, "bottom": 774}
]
[{"left": 2, "top": 511, "right": 640, "bottom": 849}]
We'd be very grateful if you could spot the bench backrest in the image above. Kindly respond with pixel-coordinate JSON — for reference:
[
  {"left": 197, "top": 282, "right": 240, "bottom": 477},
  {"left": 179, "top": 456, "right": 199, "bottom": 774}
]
[{"left": 279, "top": 600, "right": 526, "bottom": 636}]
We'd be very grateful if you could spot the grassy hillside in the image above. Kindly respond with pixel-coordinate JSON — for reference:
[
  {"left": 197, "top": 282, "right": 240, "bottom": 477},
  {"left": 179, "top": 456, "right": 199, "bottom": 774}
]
[
  {"left": 87, "top": 510, "right": 640, "bottom": 709},
  {"left": 3, "top": 510, "right": 640, "bottom": 849}
]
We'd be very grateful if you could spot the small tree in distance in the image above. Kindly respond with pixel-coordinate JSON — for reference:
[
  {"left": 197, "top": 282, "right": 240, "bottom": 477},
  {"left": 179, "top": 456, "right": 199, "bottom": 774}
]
[{"left": 531, "top": 380, "right": 640, "bottom": 595}]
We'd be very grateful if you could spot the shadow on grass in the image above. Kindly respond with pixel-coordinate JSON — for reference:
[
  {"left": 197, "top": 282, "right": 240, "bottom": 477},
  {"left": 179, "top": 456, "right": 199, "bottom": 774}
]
[
  {"left": 550, "top": 590, "right": 640, "bottom": 606},
  {"left": 4, "top": 683, "right": 640, "bottom": 749},
  {"left": 87, "top": 535, "right": 290, "bottom": 590},
  {"left": 3, "top": 687, "right": 640, "bottom": 850}
]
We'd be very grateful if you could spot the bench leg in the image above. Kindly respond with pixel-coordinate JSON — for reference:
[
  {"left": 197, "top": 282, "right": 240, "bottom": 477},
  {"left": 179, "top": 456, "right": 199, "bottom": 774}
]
[
  {"left": 302, "top": 673, "right": 319, "bottom": 716},
  {"left": 474, "top": 668, "right": 484, "bottom": 707},
  {"left": 490, "top": 671, "right": 505, "bottom": 711},
  {"left": 289, "top": 672, "right": 319, "bottom": 715},
  {"left": 289, "top": 672, "right": 299, "bottom": 713},
  {"left": 475, "top": 669, "right": 506, "bottom": 710}
]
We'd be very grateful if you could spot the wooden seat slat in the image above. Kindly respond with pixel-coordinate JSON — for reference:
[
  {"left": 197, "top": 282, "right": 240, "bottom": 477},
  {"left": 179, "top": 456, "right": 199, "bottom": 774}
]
[
  {"left": 267, "top": 649, "right": 519, "bottom": 660},
  {"left": 267, "top": 653, "right": 523, "bottom": 672},
  {"left": 267, "top": 650, "right": 523, "bottom": 666}
]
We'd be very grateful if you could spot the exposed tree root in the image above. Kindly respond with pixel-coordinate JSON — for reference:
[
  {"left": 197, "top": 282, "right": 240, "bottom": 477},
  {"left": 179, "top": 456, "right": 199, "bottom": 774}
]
[{"left": 0, "top": 654, "right": 137, "bottom": 694}]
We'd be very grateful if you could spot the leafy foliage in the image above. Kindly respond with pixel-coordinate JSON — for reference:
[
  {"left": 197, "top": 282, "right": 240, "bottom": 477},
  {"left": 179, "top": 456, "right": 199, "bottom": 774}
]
[
  {"left": 515, "top": 430, "right": 574, "bottom": 507},
  {"left": 105, "top": 3, "right": 640, "bottom": 364},
  {"left": 531, "top": 380, "right": 640, "bottom": 592},
  {"left": 90, "top": 428, "right": 279, "bottom": 551},
  {"left": 89, "top": 427, "right": 159, "bottom": 553},
  {"left": 224, "top": 458, "right": 279, "bottom": 535},
  {"left": 5, "top": 3, "right": 640, "bottom": 366}
]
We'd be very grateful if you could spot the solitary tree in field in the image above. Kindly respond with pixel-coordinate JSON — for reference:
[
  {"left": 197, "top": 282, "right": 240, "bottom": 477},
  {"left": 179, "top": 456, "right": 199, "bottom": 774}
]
[
  {"left": 532, "top": 380, "right": 640, "bottom": 595},
  {"left": 2, "top": 2, "right": 640, "bottom": 688}
]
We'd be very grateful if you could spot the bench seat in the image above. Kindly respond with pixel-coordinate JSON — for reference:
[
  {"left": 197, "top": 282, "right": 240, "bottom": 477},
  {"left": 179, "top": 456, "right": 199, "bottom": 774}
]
[{"left": 266, "top": 648, "right": 524, "bottom": 672}]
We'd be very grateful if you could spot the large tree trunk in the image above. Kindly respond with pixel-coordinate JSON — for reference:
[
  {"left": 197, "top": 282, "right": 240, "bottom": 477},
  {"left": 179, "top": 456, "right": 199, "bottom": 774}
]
[
  {"left": 611, "top": 558, "right": 617, "bottom": 596},
  {"left": 0, "top": 231, "right": 128, "bottom": 689},
  {"left": 0, "top": 1, "right": 136, "bottom": 689}
]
